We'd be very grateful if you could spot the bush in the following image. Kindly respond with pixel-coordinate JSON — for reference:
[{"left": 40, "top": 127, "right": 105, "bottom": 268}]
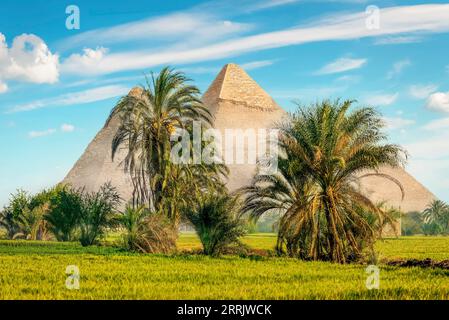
[
  {"left": 183, "top": 194, "right": 246, "bottom": 256},
  {"left": 402, "top": 212, "right": 423, "bottom": 236},
  {"left": 0, "top": 190, "right": 30, "bottom": 239},
  {"left": 78, "top": 183, "right": 121, "bottom": 246},
  {"left": 116, "top": 205, "right": 177, "bottom": 253},
  {"left": 45, "top": 186, "right": 82, "bottom": 242},
  {"left": 0, "top": 189, "right": 52, "bottom": 240},
  {"left": 422, "top": 221, "right": 443, "bottom": 236}
]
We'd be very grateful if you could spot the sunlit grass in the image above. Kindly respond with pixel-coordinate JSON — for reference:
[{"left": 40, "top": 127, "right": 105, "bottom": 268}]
[{"left": 1, "top": 235, "right": 449, "bottom": 299}]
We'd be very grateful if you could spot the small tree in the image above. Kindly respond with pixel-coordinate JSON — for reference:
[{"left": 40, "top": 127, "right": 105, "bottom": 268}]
[
  {"left": 45, "top": 186, "right": 82, "bottom": 242},
  {"left": 183, "top": 194, "right": 246, "bottom": 256},
  {"left": 422, "top": 200, "right": 449, "bottom": 234},
  {"left": 0, "top": 190, "right": 30, "bottom": 239},
  {"left": 78, "top": 183, "right": 121, "bottom": 246}
]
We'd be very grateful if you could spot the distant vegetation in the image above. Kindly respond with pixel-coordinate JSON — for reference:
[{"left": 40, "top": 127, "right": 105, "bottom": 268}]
[
  {"left": 0, "top": 67, "right": 446, "bottom": 264},
  {"left": 402, "top": 200, "right": 449, "bottom": 236}
]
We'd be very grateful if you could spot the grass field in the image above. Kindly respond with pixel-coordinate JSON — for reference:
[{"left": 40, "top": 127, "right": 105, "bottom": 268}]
[{"left": 1, "top": 234, "right": 449, "bottom": 300}]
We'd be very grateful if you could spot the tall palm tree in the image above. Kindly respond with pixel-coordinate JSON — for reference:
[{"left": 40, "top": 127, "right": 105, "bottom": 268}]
[
  {"left": 240, "top": 100, "right": 406, "bottom": 263},
  {"left": 422, "top": 200, "right": 449, "bottom": 232},
  {"left": 108, "top": 67, "right": 225, "bottom": 225}
]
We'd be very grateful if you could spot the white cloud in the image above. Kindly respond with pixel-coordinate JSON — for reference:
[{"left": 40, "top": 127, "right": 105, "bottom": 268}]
[
  {"left": 9, "top": 85, "right": 129, "bottom": 113},
  {"left": 386, "top": 59, "right": 411, "bottom": 79},
  {"left": 422, "top": 117, "right": 449, "bottom": 131},
  {"left": 0, "top": 80, "right": 7, "bottom": 93},
  {"left": 407, "top": 158, "right": 449, "bottom": 202},
  {"left": 405, "top": 129, "right": 449, "bottom": 201},
  {"left": 253, "top": 0, "right": 299, "bottom": 10},
  {"left": 61, "top": 47, "right": 108, "bottom": 73},
  {"left": 61, "top": 124, "right": 75, "bottom": 132},
  {"left": 182, "top": 59, "right": 274, "bottom": 75},
  {"left": 0, "top": 33, "right": 59, "bottom": 86},
  {"left": 426, "top": 91, "right": 449, "bottom": 113},
  {"left": 28, "top": 128, "right": 56, "bottom": 138},
  {"left": 406, "top": 131, "right": 449, "bottom": 160},
  {"left": 383, "top": 116, "right": 415, "bottom": 130},
  {"left": 373, "top": 36, "right": 422, "bottom": 45},
  {"left": 272, "top": 86, "right": 346, "bottom": 100},
  {"left": 316, "top": 57, "right": 367, "bottom": 75},
  {"left": 365, "top": 93, "right": 398, "bottom": 106},
  {"left": 60, "top": 13, "right": 252, "bottom": 50},
  {"left": 61, "top": 4, "right": 449, "bottom": 76},
  {"left": 240, "top": 59, "right": 275, "bottom": 70},
  {"left": 409, "top": 84, "right": 439, "bottom": 99}
]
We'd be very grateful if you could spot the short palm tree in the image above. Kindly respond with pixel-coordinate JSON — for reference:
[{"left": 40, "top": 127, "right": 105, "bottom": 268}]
[
  {"left": 422, "top": 200, "right": 449, "bottom": 232},
  {"left": 116, "top": 205, "right": 177, "bottom": 253},
  {"left": 183, "top": 193, "right": 246, "bottom": 256},
  {"left": 108, "top": 67, "right": 216, "bottom": 225},
  {"left": 241, "top": 100, "right": 406, "bottom": 263}
]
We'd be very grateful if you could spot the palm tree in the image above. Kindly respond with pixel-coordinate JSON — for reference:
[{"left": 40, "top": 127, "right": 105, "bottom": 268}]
[
  {"left": 108, "top": 67, "right": 221, "bottom": 225},
  {"left": 240, "top": 100, "right": 406, "bottom": 263},
  {"left": 115, "top": 205, "right": 177, "bottom": 253},
  {"left": 183, "top": 193, "right": 246, "bottom": 256},
  {"left": 422, "top": 200, "right": 449, "bottom": 233}
]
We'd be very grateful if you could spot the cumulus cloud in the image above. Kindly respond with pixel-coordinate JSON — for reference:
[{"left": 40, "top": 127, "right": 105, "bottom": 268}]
[
  {"left": 364, "top": 93, "right": 399, "bottom": 106},
  {"left": 61, "top": 47, "right": 108, "bottom": 74},
  {"left": 426, "top": 91, "right": 449, "bottom": 113},
  {"left": 0, "top": 33, "right": 59, "bottom": 86},
  {"left": 409, "top": 84, "right": 438, "bottom": 99}
]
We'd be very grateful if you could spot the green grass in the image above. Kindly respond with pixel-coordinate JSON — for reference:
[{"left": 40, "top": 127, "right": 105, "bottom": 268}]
[{"left": 1, "top": 234, "right": 449, "bottom": 300}]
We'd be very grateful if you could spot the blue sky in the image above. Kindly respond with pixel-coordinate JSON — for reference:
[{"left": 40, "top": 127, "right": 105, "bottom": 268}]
[{"left": 1, "top": 0, "right": 449, "bottom": 206}]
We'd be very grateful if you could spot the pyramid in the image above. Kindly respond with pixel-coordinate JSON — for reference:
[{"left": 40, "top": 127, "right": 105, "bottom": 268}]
[
  {"left": 202, "top": 63, "right": 287, "bottom": 190},
  {"left": 63, "top": 63, "right": 436, "bottom": 234}
]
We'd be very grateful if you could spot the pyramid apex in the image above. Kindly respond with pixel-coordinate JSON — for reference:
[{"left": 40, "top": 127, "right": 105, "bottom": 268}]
[{"left": 203, "top": 63, "right": 283, "bottom": 112}]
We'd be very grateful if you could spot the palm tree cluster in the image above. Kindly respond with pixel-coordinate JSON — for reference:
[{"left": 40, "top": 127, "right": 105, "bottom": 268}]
[
  {"left": 1, "top": 67, "right": 422, "bottom": 264},
  {"left": 108, "top": 67, "right": 239, "bottom": 255},
  {"left": 108, "top": 67, "right": 226, "bottom": 226},
  {"left": 240, "top": 100, "right": 406, "bottom": 263}
]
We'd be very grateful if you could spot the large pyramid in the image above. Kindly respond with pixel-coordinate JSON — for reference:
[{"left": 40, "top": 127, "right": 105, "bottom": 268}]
[{"left": 63, "top": 63, "right": 435, "bottom": 232}]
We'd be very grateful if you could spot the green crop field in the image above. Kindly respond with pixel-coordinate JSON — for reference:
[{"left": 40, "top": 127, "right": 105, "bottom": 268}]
[{"left": 1, "top": 234, "right": 449, "bottom": 300}]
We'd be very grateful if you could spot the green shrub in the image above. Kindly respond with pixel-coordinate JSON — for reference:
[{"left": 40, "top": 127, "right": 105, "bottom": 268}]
[
  {"left": 402, "top": 212, "right": 423, "bottom": 236},
  {"left": 45, "top": 186, "right": 82, "bottom": 242},
  {"left": 116, "top": 205, "right": 177, "bottom": 253},
  {"left": 0, "top": 190, "right": 30, "bottom": 239},
  {"left": 78, "top": 183, "right": 121, "bottom": 246},
  {"left": 183, "top": 194, "right": 246, "bottom": 256}
]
